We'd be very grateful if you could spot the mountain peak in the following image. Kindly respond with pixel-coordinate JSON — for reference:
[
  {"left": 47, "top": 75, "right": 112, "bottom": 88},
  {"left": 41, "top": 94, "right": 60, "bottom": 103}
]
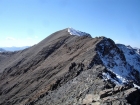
[
  {"left": 0, "top": 28, "right": 140, "bottom": 105},
  {"left": 67, "top": 27, "right": 92, "bottom": 38}
]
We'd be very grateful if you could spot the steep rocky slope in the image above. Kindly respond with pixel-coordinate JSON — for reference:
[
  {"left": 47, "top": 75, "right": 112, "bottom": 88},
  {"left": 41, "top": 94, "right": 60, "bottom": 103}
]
[{"left": 0, "top": 28, "right": 140, "bottom": 105}]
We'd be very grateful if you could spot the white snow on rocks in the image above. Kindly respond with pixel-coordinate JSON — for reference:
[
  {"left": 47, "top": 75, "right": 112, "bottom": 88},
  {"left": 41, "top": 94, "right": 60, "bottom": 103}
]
[
  {"left": 68, "top": 28, "right": 91, "bottom": 37},
  {"left": 117, "top": 44, "right": 140, "bottom": 72},
  {"left": 133, "top": 83, "right": 140, "bottom": 89},
  {"left": 67, "top": 28, "right": 140, "bottom": 87},
  {"left": 134, "top": 47, "right": 140, "bottom": 55},
  {"left": 97, "top": 39, "right": 140, "bottom": 87}
]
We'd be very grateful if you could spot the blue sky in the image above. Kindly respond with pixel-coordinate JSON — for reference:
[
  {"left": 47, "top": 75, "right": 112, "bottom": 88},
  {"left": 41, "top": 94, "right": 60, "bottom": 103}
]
[{"left": 0, "top": 0, "right": 140, "bottom": 47}]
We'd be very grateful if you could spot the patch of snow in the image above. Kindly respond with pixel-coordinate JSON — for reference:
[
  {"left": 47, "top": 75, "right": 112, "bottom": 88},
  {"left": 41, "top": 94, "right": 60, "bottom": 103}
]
[
  {"left": 133, "top": 47, "right": 140, "bottom": 55},
  {"left": 97, "top": 40, "right": 140, "bottom": 87},
  {"left": 133, "top": 83, "right": 140, "bottom": 89},
  {"left": 68, "top": 28, "right": 91, "bottom": 37},
  {"left": 117, "top": 44, "right": 140, "bottom": 72},
  {"left": 102, "top": 72, "right": 120, "bottom": 85}
]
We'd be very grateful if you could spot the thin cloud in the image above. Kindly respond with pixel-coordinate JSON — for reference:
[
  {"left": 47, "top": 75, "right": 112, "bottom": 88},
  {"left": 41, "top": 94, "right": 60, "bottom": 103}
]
[{"left": 6, "top": 37, "right": 16, "bottom": 41}]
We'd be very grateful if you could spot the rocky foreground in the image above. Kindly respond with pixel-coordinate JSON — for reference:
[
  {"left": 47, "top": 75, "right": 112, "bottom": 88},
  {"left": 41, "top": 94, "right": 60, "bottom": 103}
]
[{"left": 0, "top": 28, "right": 140, "bottom": 105}]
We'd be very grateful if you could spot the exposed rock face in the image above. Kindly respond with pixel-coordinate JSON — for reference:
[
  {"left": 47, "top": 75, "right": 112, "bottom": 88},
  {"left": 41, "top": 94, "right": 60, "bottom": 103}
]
[{"left": 0, "top": 28, "right": 140, "bottom": 105}]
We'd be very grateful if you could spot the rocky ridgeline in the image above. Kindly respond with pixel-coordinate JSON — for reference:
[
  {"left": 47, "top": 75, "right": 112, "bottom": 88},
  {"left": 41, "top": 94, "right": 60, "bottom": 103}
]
[{"left": 0, "top": 28, "right": 140, "bottom": 105}]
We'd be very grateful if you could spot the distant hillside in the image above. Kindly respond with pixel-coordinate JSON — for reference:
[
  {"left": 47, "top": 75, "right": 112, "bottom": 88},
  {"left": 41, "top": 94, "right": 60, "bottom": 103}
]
[
  {"left": 1, "top": 46, "right": 30, "bottom": 51},
  {"left": 0, "top": 48, "right": 6, "bottom": 52}
]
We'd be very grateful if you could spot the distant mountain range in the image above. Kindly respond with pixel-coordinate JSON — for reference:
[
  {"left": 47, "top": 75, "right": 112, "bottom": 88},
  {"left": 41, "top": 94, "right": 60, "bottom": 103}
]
[
  {"left": 0, "top": 46, "right": 29, "bottom": 52},
  {"left": 0, "top": 48, "right": 6, "bottom": 52}
]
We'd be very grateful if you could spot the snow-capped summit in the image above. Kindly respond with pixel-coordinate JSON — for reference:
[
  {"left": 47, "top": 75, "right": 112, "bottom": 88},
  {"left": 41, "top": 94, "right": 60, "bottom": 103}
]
[{"left": 68, "top": 28, "right": 92, "bottom": 37}]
